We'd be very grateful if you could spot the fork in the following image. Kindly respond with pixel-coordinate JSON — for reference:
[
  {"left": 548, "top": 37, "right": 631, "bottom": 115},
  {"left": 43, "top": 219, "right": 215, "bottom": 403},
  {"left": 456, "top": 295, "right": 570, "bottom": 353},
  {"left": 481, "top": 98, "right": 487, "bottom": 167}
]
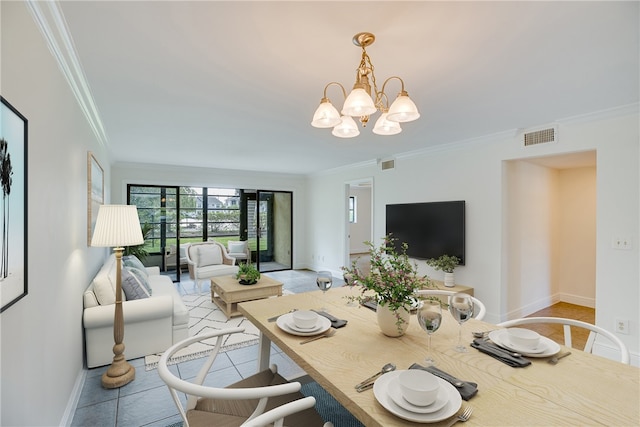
[
  {"left": 444, "top": 406, "right": 473, "bottom": 427},
  {"left": 548, "top": 351, "right": 571, "bottom": 365},
  {"left": 299, "top": 328, "right": 337, "bottom": 344}
]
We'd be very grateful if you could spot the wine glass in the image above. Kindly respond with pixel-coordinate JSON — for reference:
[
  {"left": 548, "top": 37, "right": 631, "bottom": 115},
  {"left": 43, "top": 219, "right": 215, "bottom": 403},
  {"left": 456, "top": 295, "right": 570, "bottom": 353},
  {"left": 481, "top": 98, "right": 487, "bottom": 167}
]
[
  {"left": 449, "top": 292, "right": 474, "bottom": 352},
  {"left": 416, "top": 299, "right": 442, "bottom": 366},
  {"left": 316, "top": 271, "right": 333, "bottom": 311}
]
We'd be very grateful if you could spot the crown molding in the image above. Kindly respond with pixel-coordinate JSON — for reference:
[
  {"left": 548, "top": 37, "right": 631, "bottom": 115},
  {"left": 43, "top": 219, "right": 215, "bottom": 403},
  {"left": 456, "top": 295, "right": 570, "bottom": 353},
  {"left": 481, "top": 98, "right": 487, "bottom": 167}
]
[{"left": 26, "top": 0, "right": 108, "bottom": 147}]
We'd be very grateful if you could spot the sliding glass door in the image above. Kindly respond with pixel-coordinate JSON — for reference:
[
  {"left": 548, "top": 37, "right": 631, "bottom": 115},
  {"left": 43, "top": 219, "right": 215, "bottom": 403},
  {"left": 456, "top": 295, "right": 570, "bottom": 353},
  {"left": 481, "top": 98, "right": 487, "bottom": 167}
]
[{"left": 241, "top": 190, "right": 292, "bottom": 272}]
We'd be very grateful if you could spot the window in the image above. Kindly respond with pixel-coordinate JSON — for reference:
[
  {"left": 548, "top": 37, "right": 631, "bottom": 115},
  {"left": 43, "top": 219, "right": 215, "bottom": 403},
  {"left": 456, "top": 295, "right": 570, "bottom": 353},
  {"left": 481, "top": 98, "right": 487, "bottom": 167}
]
[{"left": 349, "top": 196, "right": 357, "bottom": 223}]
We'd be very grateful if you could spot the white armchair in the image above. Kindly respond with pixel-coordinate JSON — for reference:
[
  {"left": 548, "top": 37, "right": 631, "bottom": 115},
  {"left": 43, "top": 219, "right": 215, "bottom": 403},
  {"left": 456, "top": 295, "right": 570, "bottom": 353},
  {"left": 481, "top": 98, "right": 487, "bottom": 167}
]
[
  {"left": 185, "top": 241, "right": 239, "bottom": 293},
  {"left": 164, "top": 243, "right": 189, "bottom": 273},
  {"left": 227, "top": 240, "right": 251, "bottom": 264}
]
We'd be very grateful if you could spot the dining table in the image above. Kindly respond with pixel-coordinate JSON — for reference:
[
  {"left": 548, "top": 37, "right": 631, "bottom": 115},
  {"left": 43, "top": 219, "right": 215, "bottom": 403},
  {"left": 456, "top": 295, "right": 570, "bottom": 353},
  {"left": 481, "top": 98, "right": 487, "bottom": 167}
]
[{"left": 238, "top": 286, "right": 640, "bottom": 426}]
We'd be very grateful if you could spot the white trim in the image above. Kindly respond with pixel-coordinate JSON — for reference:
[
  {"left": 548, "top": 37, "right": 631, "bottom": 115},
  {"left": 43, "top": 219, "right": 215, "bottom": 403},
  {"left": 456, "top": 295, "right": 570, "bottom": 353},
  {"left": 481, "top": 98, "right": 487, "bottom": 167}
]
[
  {"left": 26, "top": 0, "right": 108, "bottom": 147},
  {"left": 60, "top": 368, "right": 87, "bottom": 426}
]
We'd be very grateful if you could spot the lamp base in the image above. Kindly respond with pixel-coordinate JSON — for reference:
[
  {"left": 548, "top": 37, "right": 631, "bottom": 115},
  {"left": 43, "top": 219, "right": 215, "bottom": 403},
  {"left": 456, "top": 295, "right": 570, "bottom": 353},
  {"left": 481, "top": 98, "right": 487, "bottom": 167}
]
[{"left": 101, "top": 351, "right": 135, "bottom": 389}]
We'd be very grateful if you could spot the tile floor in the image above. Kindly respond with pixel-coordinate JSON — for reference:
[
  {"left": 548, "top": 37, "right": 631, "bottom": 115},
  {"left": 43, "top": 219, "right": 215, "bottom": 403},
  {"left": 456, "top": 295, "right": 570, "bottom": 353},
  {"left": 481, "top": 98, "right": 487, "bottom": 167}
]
[
  {"left": 71, "top": 269, "right": 332, "bottom": 427},
  {"left": 72, "top": 269, "right": 595, "bottom": 427}
]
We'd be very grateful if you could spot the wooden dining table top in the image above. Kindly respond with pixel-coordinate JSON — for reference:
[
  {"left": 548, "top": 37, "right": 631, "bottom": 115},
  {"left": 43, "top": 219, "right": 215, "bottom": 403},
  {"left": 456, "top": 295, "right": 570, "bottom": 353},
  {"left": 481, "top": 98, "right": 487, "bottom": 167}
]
[{"left": 238, "top": 286, "right": 639, "bottom": 426}]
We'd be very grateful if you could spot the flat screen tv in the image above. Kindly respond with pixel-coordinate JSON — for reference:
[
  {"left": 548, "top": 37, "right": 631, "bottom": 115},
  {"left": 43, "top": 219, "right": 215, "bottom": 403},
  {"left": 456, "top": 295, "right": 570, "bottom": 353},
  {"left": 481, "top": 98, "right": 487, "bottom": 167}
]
[{"left": 385, "top": 201, "right": 465, "bottom": 264}]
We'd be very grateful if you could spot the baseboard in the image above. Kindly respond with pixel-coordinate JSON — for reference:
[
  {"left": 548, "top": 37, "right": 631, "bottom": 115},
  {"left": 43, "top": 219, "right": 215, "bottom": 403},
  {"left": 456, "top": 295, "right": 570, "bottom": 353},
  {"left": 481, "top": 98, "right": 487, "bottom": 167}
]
[
  {"left": 60, "top": 368, "right": 87, "bottom": 426},
  {"left": 555, "top": 292, "right": 595, "bottom": 308}
]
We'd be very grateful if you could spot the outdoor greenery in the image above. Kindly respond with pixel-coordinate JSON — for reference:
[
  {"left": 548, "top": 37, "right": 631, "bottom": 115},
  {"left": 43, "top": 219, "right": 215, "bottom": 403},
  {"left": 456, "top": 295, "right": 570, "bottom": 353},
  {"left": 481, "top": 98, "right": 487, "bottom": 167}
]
[{"left": 124, "top": 223, "right": 154, "bottom": 260}]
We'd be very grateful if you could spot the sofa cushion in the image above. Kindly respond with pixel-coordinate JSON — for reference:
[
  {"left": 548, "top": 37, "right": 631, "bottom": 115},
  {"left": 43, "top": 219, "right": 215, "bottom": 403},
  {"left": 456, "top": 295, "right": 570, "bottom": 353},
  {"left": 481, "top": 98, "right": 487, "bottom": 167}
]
[
  {"left": 92, "top": 255, "right": 118, "bottom": 305},
  {"left": 128, "top": 267, "right": 153, "bottom": 296},
  {"left": 197, "top": 244, "right": 223, "bottom": 267},
  {"left": 121, "top": 267, "right": 151, "bottom": 300},
  {"left": 123, "top": 255, "right": 149, "bottom": 278}
]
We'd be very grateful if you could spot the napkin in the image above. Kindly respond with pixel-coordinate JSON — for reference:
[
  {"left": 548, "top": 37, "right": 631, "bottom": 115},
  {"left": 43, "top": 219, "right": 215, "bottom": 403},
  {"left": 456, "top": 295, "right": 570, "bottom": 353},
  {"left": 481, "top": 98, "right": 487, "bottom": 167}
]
[
  {"left": 313, "top": 310, "right": 348, "bottom": 328},
  {"left": 409, "top": 363, "right": 478, "bottom": 401},
  {"left": 471, "top": 339, "right": 531, "bottom": 367}
]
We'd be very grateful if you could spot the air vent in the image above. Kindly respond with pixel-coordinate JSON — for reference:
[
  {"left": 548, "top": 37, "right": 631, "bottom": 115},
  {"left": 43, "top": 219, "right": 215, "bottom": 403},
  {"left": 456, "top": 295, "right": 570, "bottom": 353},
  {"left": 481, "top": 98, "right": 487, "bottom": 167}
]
[
  {"left": 380, "top": 159, "right": 395, "bottom": 170},
  {"left": 522, "top": 126, "right": 558, "bottom": 147}
]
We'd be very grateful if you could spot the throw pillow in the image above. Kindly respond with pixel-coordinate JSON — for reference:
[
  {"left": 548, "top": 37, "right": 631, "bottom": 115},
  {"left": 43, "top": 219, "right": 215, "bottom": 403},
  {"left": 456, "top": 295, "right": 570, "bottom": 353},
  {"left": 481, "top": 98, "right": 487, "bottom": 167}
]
[
  {"left": 123, "top": 255, "right": 149, "bottom": 277},
  {"left": 228, "top": 241, "right": 247, "bottom": 254},
  {"left": 127, "top": 267, "right": 153, "bottom": 296},
  {"left": 197, "top": 244, "right": 222, "bottom": 266},
  {"left": 121, "top": 267, "right": 151, "bottom": 300}
]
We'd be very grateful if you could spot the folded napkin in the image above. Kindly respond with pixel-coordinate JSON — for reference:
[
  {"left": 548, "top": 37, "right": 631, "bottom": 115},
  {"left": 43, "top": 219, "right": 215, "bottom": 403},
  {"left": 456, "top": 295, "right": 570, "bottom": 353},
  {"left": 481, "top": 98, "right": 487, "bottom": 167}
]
[
  {"left": 409, "top": 363, "right": 478, "bottom": 401},
  {"left": 471, "top": 339, "right": 531, "bottom": 367},
  {"left": 313, "top": 310, "right": 348, "bottom": 328}
]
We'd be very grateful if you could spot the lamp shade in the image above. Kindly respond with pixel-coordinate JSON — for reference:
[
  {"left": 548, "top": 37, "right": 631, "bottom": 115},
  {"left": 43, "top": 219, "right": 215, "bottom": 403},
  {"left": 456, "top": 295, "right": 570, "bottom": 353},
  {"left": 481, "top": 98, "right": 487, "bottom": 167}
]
[
  {"left": 373, "top": 112, "right": 402, "bottom": 136},
  {"left": 91, "top": 205, "right": 144, "bottom": 247},
  {"left": 311, "top": 99, "right": 342, "bottom": 128},
  {"left": 332, "top": 116, "right": 360, "bottom": 138},
  {"left": 386, "top": 92, "right": 420, "bottom": 122},
  {"left": 341, "top": 88, "right": 377, "bottom": 117}
]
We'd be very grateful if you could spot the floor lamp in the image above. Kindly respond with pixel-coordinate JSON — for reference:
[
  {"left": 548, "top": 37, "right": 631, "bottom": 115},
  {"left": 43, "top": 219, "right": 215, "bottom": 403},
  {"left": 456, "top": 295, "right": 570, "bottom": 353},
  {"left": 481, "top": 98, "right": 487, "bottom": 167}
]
[{"left": 91, "top": 204, "right": 144, "bottom": 388}]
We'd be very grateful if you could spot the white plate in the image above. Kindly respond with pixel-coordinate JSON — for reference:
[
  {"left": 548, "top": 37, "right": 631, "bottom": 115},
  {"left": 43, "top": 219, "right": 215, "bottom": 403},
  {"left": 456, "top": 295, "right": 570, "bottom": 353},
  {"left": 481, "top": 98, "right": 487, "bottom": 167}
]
[
  {"left": 373, "top": 370, "right": 462, "bottom": 423},
  {"left": 286, "top": 318, "right": 323, "bottom": 333},
  {"left": 387, "top": 378, "right": 448, "bottom": 414},
  {"left": 276, "top": 313, "right": 331, "bottom": 336},
  {"left": 488, "top": 330, "right": 561, "bottom": 357}
]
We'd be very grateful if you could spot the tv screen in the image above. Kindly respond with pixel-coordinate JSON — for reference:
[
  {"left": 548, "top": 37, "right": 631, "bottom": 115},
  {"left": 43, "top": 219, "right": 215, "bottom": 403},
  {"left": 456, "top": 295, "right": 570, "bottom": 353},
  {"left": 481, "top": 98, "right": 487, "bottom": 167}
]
[{"left": 385, "top": 201, "right": 465, "bottom": 264}]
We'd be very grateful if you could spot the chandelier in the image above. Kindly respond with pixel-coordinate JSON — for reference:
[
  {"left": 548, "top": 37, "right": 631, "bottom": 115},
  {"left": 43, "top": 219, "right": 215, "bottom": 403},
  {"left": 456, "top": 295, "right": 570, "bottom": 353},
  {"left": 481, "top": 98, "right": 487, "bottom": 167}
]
[{"left": 311, "top": 32, "right": 420, "bottom": 138}]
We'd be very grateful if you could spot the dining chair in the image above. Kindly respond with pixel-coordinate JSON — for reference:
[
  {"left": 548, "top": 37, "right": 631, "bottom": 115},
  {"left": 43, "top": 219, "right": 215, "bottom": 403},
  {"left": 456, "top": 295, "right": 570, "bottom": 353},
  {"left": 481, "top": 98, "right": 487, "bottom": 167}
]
[
  {"left": 497, "top": 317, "right": 630, "bottom": 364},
  {"left": 414, "top": 289, "right": 487, "bottom": 321},
  {"left": 157, "top": 327, "right": 333, "bottom": 427}
]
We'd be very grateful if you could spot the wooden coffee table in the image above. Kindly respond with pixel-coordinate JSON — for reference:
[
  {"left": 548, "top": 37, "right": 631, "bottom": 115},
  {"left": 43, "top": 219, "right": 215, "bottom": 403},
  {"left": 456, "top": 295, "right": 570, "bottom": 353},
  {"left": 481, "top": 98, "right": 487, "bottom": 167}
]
[{"left": 210, "top": 275, "right": 283, "bottom": 319}]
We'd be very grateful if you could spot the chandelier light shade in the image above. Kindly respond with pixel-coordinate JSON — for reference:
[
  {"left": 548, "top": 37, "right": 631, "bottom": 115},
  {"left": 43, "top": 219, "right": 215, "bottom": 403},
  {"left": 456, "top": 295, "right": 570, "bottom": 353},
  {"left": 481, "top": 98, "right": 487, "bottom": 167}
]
[
  {"left": 373, "top": 111, "right": 402, "bottom": 136},
  {"left": 311, "top": 98, "right": 342, "bottom": 128},
  {"left": 311, "top": 32, "right": 419, "bottom": 138},
  {"left": 332, "top": 115, "right": 360, "bottom": 138},
  {"left": 342, "top": 88, "right": 377, "bottom": 117}
]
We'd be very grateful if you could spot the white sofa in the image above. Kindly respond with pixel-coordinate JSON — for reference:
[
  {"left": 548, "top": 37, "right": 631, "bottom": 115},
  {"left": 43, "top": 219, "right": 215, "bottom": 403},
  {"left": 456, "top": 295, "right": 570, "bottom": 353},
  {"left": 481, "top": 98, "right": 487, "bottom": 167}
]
[
  {"left": 186, "top": 241, "right": 240, "bottom": 293},
  {"left": 83, "top": 254, "right": 189, "bottom": 368}
]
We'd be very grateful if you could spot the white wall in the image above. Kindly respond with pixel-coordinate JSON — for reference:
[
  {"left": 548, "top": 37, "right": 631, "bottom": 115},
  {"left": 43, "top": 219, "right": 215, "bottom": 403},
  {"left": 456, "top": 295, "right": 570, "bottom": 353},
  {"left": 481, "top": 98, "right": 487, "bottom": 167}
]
[
  {"left": 557, "top": 167, "right": 596, "bottom": 305},
  {"left": 1, "top": 2, "right": 111, "bottom": 425},
  {"left": 308, "top": 110, "right": 639, "bottom": 364},
  {"left": 349, "top": 186, "right": 372, "bottom": 254}
]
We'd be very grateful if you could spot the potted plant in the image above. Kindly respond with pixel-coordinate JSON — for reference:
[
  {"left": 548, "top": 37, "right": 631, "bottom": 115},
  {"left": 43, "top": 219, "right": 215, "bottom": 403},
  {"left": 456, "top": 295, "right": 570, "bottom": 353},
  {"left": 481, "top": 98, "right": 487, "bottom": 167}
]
[
  {"left": 342, "top": 235, "right": 432, "bottom": 337},
  {"left": 236, "top": 262, "right": 260, "bottom": 285},
  {"left": 426, "top": 254, "right": 460, "bottom": 287},
  {"left": 124, "top": 223, "right": 153, "bottom": 261}
]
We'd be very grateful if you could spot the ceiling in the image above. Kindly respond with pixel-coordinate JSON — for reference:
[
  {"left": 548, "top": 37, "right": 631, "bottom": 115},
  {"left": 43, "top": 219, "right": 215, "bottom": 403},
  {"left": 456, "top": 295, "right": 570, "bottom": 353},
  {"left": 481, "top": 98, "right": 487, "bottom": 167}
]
[{"left": 53, "top": 1, "right": 638, "bottom": 175}]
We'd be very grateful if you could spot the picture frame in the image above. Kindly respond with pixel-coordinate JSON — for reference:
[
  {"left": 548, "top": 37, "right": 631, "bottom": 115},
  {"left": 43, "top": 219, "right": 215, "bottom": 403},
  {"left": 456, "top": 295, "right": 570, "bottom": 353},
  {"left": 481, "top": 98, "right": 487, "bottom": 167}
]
[
  {"left": 0, "top": 97, "right": 28, "bottom": 313},
  {"left": 87, "top": 152, "right": 104, "bottom": 245}
]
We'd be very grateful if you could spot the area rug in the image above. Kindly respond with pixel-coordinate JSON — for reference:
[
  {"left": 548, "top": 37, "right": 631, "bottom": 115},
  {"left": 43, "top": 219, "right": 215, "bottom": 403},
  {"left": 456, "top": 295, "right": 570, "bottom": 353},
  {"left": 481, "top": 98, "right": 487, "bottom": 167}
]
[{"left": 144, "top": 292, "right": 261, "bottom": 370}]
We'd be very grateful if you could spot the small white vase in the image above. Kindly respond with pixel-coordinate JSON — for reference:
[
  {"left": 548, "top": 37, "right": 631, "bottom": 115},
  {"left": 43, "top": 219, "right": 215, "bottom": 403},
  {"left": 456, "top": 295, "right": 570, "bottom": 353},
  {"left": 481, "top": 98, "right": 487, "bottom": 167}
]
[
  {"left": 444, "top": 272, "right": 455, "bottom": 287},
  {"left": 376, "top": 302, "right": 410, "bottom": 337}
]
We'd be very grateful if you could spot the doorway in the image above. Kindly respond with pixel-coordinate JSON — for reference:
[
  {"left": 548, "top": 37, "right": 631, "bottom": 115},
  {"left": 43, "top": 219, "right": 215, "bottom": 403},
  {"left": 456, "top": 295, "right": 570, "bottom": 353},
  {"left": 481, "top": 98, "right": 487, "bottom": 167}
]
[
  {"left": 503, "top": 151, "right": 597, "bottom": 318},
  {"left": 345, "top": 178, "right": 373, "bottom": 272},
  {"left": 241, "top": 190, "right": 293, "bottom": 272}
]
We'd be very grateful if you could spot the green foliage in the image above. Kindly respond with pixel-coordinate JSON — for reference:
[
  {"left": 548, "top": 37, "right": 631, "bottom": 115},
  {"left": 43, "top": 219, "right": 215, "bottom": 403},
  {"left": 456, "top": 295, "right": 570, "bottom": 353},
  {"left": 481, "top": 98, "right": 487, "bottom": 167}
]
[
  {"left": 342, "top": 235, "right": 432, "bottom": 313},
  {"left": 124, "top": 223, "right": 154, "bottom": 261},
  {"left": 236, "top": 262, "right": 260, "bottom": 284},
  {"left": 426, "top": 254, "right": 460, "bottom": 273}
]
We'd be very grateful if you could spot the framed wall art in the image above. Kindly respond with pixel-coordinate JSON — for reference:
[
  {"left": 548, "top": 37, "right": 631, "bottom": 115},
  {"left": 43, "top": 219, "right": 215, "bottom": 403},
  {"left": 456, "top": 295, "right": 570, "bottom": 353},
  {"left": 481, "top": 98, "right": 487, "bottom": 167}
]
[
  {"left": 0, "top": 96, "right": 28, "bottom": 313},
  {"left": 87, "top": 152, "right": 104, "bottom": 246}
]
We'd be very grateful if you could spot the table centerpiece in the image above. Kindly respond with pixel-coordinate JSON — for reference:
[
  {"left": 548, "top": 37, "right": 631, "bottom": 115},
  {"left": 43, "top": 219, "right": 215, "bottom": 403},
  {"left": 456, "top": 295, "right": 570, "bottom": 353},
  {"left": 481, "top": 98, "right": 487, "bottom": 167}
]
[{"left": 343, "top": 235, "right": 432, "bottom": 336}]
